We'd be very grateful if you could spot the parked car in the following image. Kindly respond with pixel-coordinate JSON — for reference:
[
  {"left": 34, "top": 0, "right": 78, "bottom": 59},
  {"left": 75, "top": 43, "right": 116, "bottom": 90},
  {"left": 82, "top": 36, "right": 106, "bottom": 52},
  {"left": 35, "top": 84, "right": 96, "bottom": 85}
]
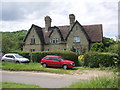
[
  {"left": 1, "top": 53, "right": 29, "bottom": 64},
  {"left": 40, "top": 55, "right": 75, "bottom": 69}
]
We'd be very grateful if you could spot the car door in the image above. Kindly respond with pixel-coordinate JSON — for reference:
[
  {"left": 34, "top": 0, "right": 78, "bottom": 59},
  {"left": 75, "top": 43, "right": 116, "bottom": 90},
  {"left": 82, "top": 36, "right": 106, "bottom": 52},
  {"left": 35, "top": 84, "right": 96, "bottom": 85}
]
[
  {"left": 9, "top": 55, "right": 15, "bottom": 63},
  {"left": 51, "top": 57, "right": 61, "bottom": 67},
  {"left": 5, "top": 55, "right": 15, "bottom": 62},
  {"left": 45, "top": 57, "right": 53, "bottom": 66},
  {"left": 4, "top": 55, "right": 11, "bottom": 62}
]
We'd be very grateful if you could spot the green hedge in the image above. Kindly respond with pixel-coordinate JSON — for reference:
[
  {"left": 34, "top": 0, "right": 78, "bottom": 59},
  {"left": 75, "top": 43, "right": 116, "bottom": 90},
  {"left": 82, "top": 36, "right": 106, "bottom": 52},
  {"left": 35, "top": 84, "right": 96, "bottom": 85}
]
[
  {"left": 31, "top": 50, "right": 79, "bottom": 66},
  {"left": 84, "top": 52, "right": 119, "bottom": 68},
  {"left": 9, "top": 51, "right": 30, "bottom": 60}
]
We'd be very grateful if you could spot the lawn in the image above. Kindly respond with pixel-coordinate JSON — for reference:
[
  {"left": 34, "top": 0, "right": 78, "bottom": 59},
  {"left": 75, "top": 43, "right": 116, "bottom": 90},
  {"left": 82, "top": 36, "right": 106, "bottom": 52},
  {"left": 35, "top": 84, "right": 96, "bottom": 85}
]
[
  {"left": 1, "top": 82, "right": 42, "bottom": 88},
  {"left": 1, "top": 62, "right": 69, "bottom": 74},
  {"left": 65, "top": 75, "right": 118, "bottom": 88}
]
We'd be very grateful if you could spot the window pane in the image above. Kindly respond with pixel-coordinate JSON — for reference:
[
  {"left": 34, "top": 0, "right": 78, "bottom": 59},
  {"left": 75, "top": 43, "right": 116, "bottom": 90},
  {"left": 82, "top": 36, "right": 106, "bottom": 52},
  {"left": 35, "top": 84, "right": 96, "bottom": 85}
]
[{"left": 74, "top": 36, "right": 80, "bottom": 42}]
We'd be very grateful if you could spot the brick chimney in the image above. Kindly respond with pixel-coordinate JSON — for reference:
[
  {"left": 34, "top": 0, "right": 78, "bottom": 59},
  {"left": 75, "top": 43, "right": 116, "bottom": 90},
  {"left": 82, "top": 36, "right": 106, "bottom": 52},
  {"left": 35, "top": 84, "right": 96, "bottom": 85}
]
[
  {"left": 45, "top": 16, "right": 52, "bottom": 32},
  {"left": 69, "top": 14, "right": 75, "bottom": 30}
]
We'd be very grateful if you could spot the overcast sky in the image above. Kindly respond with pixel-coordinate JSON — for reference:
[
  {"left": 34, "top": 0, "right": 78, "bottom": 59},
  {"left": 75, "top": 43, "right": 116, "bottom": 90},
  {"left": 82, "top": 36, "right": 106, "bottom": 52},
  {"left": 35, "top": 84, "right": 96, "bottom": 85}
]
[{"left": 0, "top": 0, "right": 119, "bottom": 39}]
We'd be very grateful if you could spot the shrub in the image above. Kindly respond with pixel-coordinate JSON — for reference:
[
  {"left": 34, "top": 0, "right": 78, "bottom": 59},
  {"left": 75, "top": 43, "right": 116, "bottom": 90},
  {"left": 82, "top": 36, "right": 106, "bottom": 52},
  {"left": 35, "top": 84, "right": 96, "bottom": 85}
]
[
  {"left": 84, "top": 52, "right": 119, "bottom": 68},
  {"left": 31, "top": 50, "right": 79, "bottom": 65},
  {"left": 107, "top": 44, "right": 118, "bottom": 54},
  {"left": 90, "top": 43, "right": 105, "bottom": 52},
  {"left": 78, "top": 55, "right": 84, "bottom": 61},
  {"left": 9, "top": 51, "right": 30, "bottom": 60}
]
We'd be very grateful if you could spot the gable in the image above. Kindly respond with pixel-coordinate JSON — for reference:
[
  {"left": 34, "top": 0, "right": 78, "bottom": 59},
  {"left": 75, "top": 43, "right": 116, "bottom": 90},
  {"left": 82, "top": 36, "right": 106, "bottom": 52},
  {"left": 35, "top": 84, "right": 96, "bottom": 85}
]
[
  {"left": 66, "top": 20, "right": 90, "bottom": 42},
  {"left": 49, "top": 26, "right": 64, "bottom": 41},
  {"left": 23, "top": 24, "right": 45, "bottom": 44}
]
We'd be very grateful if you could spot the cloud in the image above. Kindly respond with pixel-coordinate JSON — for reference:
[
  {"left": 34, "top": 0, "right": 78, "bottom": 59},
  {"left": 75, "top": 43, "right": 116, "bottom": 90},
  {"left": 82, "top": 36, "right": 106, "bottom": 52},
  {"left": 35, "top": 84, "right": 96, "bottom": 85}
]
[
  {"left": 0, "top": 0, "right": 119, "bottom": 39},
  {"left": 1, "top": 2, "right": 51, "bottom": 21}
]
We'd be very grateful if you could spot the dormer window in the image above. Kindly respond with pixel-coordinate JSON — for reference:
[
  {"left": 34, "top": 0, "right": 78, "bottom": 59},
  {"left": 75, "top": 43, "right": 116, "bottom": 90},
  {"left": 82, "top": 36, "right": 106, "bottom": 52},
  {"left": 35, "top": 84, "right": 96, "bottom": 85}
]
[{"left": 74, "top": 36, "right": 80, "bottom": 42}]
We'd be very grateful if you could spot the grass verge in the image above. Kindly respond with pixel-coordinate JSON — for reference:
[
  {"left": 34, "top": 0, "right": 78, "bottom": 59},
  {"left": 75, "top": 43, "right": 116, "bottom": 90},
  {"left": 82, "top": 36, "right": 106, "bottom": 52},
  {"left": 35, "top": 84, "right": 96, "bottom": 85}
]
[
  {"left": 65, "top": 75, "right": 118, "bottom": 88},
  {"left": 1, "top": 82, "right": 42, "bottom": 88},
  {"left": 1, "top": 62, "right": 69, "bottom": 74}
]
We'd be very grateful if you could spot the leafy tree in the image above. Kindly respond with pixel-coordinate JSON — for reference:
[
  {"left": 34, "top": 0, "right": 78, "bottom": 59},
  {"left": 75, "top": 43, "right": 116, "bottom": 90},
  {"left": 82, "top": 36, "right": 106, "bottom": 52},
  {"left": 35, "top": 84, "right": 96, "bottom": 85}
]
[
  {"left": 2, "top": 30, "right": 27, "bottom": 53},
  {"left": 107, "top": 44, "right": 118, "bottom": 54},
  {"left": 90, "top": 43, "right": 104, "bottom": 52},
  {"left": 103, "top": 37, "right": 117, "bottom": 47}
]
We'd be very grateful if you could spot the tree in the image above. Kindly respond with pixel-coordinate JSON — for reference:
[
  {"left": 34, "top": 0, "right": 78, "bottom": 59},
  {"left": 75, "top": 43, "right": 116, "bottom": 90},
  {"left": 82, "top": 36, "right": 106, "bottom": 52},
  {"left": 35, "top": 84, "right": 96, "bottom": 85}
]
[
  {"left": 2, "top": 30, "right": 27, "bottom": 53},
  {"left": 103, "top": 37, "right": 117, "bottom": 47},
  {"left": 90, "top": 43, "right": 104, "bottom": 52}
]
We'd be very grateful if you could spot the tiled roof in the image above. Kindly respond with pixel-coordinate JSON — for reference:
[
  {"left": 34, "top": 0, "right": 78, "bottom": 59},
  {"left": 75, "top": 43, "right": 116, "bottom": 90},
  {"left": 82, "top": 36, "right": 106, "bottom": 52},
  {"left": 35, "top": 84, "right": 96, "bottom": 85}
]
[
  {"left": 24, "top": 22, "right": 103, "bottom": 44},
  {"left": 83, "top": 24, "right": 103, "bottom": 42}
]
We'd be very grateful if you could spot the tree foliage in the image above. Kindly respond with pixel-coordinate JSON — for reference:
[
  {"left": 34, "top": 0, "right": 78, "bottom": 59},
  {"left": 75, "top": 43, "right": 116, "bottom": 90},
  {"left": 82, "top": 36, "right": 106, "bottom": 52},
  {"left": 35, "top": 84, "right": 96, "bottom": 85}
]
[
  {"left": 90, "top": 37, "right": 118, "bottom": 54},
  {"left": 1, "top": 30, "right": 27, "bottom": 53}
]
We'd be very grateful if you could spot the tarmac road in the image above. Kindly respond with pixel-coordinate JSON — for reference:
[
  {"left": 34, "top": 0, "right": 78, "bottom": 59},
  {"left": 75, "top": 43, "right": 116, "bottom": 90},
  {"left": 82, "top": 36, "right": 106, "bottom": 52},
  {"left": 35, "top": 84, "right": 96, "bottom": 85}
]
[
  {"left": 2, "top": 70, "right": 81, "bottom": 88},
  {"left": 1, "top": 69, "right": 112, "bottom": 88}
]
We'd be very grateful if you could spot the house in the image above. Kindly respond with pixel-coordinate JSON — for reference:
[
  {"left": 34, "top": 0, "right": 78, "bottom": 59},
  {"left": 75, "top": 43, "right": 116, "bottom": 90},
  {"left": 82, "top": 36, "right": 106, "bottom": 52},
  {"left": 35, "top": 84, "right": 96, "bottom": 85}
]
[{"left": 23, "top": 14, "right": 103, "bottom": 54}]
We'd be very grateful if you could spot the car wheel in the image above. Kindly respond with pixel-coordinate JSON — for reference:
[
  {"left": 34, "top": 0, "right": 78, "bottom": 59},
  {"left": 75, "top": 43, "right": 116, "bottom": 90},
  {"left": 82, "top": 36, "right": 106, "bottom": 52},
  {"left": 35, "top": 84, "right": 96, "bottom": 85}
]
[
  {"left": 63, "top": 65, "right": 68, "bottom": 69},
  {"left": 2, "top": 60, "right": 5, "bottom": 63},
  {"left": 42, "top": 63, "right": 47, "bottom": 68},
  {"left": 16, "top": 61, "right": 20, "bottom": 64}
]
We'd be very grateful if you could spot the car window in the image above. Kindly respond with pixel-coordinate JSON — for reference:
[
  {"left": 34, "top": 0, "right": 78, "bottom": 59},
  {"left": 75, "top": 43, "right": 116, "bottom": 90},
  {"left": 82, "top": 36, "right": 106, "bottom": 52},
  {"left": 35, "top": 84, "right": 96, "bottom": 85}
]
[
  {"left": 51, "top": 57, "right": 60, "bottom": 61},
  {"left": 45, "top": 57, "right": 52, "bottom": 60},
  {"left": 15, "top": 54, "right": 23, "bottom": 58},
  {"left": 5, "top": 55, "right": 14, "bottom": 58}
]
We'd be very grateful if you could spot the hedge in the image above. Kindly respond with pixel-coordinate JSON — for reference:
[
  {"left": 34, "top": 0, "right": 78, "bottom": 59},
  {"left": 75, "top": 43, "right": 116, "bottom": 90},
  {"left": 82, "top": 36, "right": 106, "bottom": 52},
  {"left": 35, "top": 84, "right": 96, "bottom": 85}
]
[
  {"left": 9, "top": 51, "right": 30, "bottom": 60},
  {"left": 84, "top": 52, "right": 119, "bottom": 68},
  {"left": 31, "top": 50, "right": 79, "bottom": 66}
]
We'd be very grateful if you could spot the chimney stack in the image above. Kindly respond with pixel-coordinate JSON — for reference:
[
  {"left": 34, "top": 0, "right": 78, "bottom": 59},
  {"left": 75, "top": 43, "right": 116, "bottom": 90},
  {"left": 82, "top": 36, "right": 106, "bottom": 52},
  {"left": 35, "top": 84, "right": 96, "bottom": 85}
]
[
  {"left": 69, "top": 14, "right": 75, "bottom": 30},
  {"left": 45, "top": 16, "right": 52, "bottom": 32}
]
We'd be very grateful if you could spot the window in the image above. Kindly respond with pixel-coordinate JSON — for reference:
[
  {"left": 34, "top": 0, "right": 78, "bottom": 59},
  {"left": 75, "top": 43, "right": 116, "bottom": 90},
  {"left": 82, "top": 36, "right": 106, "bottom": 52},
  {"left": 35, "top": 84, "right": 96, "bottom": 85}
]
[
  {"left": 51, "top": 57, "right": 60, "bottom": 61},
  {"left": 30, "top": 49, "right": 35, "bottom": 52},
  {"left": 53, "top": 39, "right": 55, "bottom": 43},
  {"left": 75, "top": 48, "right": 80, "bottom": 54},
  {"left": 74, "top": 36, "right": 80, "bottom": 42},
  {"left": 56, "top": 38, "right": 60, "bottom": 44},
  {"left": 50, "top": 38, "right": 60, "bottom": 44},
  {"left": 46, "top": 57, "right": 52, "bottom": 60},
  {"left": 5, "top": 55, "right": 14, "bottom": 58},
  {"left": 31, "top": 38, "right": 35, "bottom": 44},
  {"left": 50, "top": 39, "right": 53, "bottom": 44}
]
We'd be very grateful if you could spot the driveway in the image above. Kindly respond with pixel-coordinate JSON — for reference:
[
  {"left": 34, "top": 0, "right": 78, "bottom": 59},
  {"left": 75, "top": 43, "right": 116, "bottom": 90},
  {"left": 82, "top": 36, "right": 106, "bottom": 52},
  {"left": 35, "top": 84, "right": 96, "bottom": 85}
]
[{"left": 1, "top": 70, "right": 113, "bottom": 88}]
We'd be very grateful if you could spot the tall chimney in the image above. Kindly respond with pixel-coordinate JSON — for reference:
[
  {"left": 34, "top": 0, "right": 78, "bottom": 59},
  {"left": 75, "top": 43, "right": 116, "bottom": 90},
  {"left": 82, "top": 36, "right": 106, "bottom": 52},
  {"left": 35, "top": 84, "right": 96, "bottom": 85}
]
[
  {"left": 45, "top": 16, "right": 52, "bottom": 32},
  {"left": 69, "top": 14, "right": 75, "bottom": 30}
]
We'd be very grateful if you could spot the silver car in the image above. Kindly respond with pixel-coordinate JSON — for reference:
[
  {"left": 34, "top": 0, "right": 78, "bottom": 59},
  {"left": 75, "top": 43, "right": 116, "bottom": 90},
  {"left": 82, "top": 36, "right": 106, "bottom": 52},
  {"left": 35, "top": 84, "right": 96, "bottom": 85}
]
[{"left": 1, "top": 53, "right": 29, "bottom": 63}]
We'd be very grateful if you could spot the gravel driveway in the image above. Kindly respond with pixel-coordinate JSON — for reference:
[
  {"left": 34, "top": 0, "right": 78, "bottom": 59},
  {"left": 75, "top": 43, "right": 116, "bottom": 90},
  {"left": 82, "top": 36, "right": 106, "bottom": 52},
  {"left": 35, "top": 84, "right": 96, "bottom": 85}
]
[{"left": 1, "top": 70, "right": 113, "bottom": 88}]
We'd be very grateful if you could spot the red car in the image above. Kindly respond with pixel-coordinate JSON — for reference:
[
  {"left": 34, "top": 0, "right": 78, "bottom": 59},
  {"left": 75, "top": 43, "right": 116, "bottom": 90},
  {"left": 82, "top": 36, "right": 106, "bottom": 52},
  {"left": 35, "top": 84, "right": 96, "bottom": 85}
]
[{"left": 40, "top": 55, "right": 75, "bottom": 69}]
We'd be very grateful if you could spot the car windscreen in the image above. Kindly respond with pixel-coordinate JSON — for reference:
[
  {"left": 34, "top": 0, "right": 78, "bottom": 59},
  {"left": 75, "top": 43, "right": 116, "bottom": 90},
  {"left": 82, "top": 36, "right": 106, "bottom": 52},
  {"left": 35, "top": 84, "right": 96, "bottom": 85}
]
[{"left": 15, "top": 54, "right": 24, "bottom": 58}]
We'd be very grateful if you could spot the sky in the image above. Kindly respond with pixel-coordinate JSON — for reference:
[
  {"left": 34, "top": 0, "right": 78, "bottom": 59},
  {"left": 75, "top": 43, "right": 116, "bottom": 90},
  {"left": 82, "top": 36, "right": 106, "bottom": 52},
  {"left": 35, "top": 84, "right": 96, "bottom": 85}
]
[{"left": 0, "top": 0, "right": 119, "bottom": 39}]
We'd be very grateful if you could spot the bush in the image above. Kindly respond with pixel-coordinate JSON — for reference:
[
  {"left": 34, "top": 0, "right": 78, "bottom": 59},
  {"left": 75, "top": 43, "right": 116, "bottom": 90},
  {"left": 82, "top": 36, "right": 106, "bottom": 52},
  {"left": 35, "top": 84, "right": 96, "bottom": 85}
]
[
  {"left": 9, "top": 51, "right": 30, "bottom": 60},
  {"left": 31, "top": 50, "right": 79, "bottom": 65},
  {"left": 107, "top": 44, "right": 118, "bottom": 54},
  {"left": 84, "top": 52, "right": 119, "bottom": 68},
  {"left": 90, "top": 43, "right": 105, "bottom": 52}
]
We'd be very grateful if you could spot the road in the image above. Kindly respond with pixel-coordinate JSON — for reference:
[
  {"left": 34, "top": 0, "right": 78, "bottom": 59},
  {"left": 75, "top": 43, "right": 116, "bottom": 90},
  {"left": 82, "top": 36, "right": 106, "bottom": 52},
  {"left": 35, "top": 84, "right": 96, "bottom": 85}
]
[
  {"left": 2, "top": 70, "right": 80, "bottom": 88},
  {"left": 1, "top": 70, "right": 113, "bottom": 88}
]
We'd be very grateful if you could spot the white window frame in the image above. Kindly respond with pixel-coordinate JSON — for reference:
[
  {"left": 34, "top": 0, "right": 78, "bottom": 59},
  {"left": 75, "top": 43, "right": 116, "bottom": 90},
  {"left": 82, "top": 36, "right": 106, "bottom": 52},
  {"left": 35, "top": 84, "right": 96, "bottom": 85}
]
[
  {"left": 74, "top": 36, "right": 80, "bottom": 42},
  {"left": 50, "top": 38, "right": 60, "bottom": 44}
]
